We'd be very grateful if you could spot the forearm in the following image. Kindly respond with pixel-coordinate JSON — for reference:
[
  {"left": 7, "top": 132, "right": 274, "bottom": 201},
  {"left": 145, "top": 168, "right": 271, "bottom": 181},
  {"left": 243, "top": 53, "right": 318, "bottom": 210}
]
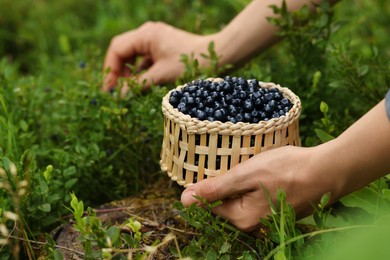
[
  {"left": 213, "top": 0, "right": 337, "bottom": 68},
  {"left": 316, "top": 100, "right": 390, "bottom": 201}
]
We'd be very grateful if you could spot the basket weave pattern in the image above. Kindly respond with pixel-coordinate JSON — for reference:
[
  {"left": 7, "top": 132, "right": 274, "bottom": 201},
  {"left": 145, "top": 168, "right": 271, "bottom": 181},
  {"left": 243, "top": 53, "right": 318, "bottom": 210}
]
[{"left": 160, "top": 80, "right": 301, "bottom": 187}]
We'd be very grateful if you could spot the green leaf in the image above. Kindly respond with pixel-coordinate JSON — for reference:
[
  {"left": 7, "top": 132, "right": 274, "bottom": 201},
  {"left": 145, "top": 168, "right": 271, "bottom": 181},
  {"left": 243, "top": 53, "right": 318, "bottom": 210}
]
[
  {"left": 340, "top": 187, "right": 388, "bottom": 214},
  {"left": 43, "top": 165, "right": 53, "bottom": 182},
  {"left": 314, "top": 129, "right": 335, "bottom": 143},
  {"left": 63, "top": 166, "right": 76, "bottom": 177},
  {"left": 106, "top": 226, "right": 120, "bottom": 246},
  {"left": 19, "top": 120, "right": 29, "bottom": 132},
  {"left": 382, "top": 189, "right": 390, "bottom": 201},
  {"left": 210, "top": 200, "right": 223, "bottom": 208},
  {"left": 319, "top": 101, "right": 328, "bottom": 113},
  {"left": 53, "top": 250, "right": 64, "bottom": 260},
  {"left": 274, "top": 251, "right": 287, "bottom": 260},
  {"left": 2, "top": 157, "right": 11, "bottom": 173},
  {"left": 276, "top": 189, "right": 286, "bottom": 202},
  {"left": 328, "top": 81, "right": 343, "bottom": 88},
  {"left": 65, "top": 178, "right": 78, "bottom": 189},
  {"left": 38, "top": 203, "right": 51, "bottom": 212},
  {"left": 173, "top": 201, "right": 184, "bottom": 211},
  {"left": 122, "top": 233, "right": 136, "bottom": 247},
  {"left": 205, "top": 248, "right": 217, "bottom": 260},
  {"left": 357, "top": 65, "right": 369, "bottom": 77},
  {"left": 320, "top": 192, "right": 331, "bottom": 207},
  {"left": 220, "top": 241, "right": 231, "bottom": 254}
]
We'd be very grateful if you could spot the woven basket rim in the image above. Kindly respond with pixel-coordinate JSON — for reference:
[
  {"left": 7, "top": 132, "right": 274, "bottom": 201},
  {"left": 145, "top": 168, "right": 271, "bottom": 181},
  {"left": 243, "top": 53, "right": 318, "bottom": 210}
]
[{"left": 161, "top": 78, "right": 301, "bottom": 136}]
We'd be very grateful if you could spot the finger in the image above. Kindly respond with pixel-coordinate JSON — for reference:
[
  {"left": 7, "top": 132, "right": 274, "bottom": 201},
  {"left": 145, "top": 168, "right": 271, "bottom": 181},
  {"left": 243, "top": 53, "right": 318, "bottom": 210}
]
[
  {"left": 103, "top": 30, "right": 151, "bottom": 91},
  {"left": 180, "top": 169, "right": 255, "bottom": 207},
  {"left": 137, "top": 61, "right": 173, "bottom": 91}
]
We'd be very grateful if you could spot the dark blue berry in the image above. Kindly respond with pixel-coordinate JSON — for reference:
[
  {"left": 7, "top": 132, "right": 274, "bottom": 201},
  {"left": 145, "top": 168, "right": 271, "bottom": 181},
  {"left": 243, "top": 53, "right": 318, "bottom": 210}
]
[
  {"left": 243, "top": 99, "right": 254, "bottom": 112},
  {"left": 259, "top": 111, "right": 268, "bottom": 120},
  {"left": 169, "top": 96, "right": 180, "bottom": 107},
  {"left": 252, "top": 117, "right": 260, "bottom": 124},
  {"left": 196, "top": 110, "right": 207, "bottom": 120},
  {"left": 236, "top": 113, "right": 244, "bottom": 122},
  {"left": 281, "top": 98, "right": 291, "bottom": 106},
  {"left": 225, "top": 94, "right": 233, "bottom": 104},
  {"left": 202, "top": 80, "right": 211, "bottom": 88},
  {"left": 205, "top": 96, "right": 214, "bottom": 106},
  {"left": 201, "top": 91, "right": 209, "bottom": 98},
  {"left": 238, "top": 91, "right": 247, "bottom": 99},
  {"left": 278, "top": 110, "right": 286, "bottom": 116},
  {"left": 237, "top": 77, "right": 247, "bottom": 89},
  {"left": 210, "top": 82, "right": 218, "bottom": 91},
  {"left": 186, "top": 85, "right": 197, "bottom": 93},
  {"left": 224, "top": 76, "right": 232, "bottom": 83},
  {"left": 254, "top": 98, "right": 263, "bottom": 109},
  {"left": 189, "top": 107, "right": 197, "bottom": 117},
  {"left": 187, "top": 96, "right": 195, "bottom": 106},
  {"left": 251, "top": 109, "right": 259, "bottom": 118},
  {"left": 171, "top": 90, "right": 182, "bottom": 99},
  {"left": 214, "top": 109, "right": 226, "bottom": 121},
  {"left": 232, "top": 98, "right": 242, "bottom": 106},
  {"left": 268, "top": 100, "right": 277, "bottom": 109},
  {"left": 227, "top": 116, "right": 237, "bottom": 123},
  {"left": 273, "top": 92, "right": 283, "bottom": 101},
  {"left": 79, "top": 61, "right": 86, "bottom": 68},
  {"left": 249, "top": 79, "right": 259, "bottom": 87},
  {"left": 221, "top": 81, "right": 234, "bottom": 93},
  {"left": 253, "top": 91, "right": 262, "bottom": 99},
  {"left": 177, "top": 102, "right": 187, "bottom": 113},
  {"left": 264, "top": 93, "right": 274, "bottom": 101},
  {"left": 205, "top": 107, "right": 215, "bottom": 117},
  {"left": 264, "top": 104, "right": 273, "bottom": 114},
  {"left": 210, "top": 91, "right": 219, "bottom": 100},
  {"left": 243, "top": 113, "right": 252, "bottom": 122},
  {"left": 214, "top": 102, "right": 223, "bottom": 110},
  {"left": 228, "top": 105, "right": 239, "bottom": 117}
]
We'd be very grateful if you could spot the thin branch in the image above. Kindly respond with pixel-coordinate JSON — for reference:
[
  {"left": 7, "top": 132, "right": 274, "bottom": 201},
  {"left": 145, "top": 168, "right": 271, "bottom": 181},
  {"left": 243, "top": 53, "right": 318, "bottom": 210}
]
[{"left": 2, "top": 234, "right": 84, "bottom": 257}]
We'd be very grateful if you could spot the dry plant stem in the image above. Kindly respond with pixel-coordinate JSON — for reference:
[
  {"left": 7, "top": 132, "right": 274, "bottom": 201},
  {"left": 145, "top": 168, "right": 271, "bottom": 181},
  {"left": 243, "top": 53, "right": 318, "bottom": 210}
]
[{"left": 4, "top": 234, "right": 84, "bottom": 257}]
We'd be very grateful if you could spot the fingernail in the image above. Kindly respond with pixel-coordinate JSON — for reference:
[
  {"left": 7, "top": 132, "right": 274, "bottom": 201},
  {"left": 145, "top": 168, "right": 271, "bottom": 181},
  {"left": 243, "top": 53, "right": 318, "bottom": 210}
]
[{"left": 181, "top": 189, "right": 197, "bottom": 206}]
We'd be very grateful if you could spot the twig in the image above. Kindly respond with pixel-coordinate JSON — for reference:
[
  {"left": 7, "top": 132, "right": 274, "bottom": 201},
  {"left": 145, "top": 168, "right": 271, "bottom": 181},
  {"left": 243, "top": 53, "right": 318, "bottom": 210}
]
[{"left": 3, "top": 234, "right": 84, "bottom": 257}]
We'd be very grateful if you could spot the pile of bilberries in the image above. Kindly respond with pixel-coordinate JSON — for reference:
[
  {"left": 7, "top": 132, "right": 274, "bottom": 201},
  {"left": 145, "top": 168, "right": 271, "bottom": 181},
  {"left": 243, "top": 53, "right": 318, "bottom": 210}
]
[{"left": 169, "top": 76, "right": 293, "bottom": 124}]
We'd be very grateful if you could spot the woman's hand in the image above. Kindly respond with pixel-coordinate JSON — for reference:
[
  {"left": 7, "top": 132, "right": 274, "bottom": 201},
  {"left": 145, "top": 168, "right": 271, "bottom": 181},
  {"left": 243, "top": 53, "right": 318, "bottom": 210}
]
[
  {"left": 181, "top": 100, "right": 390, "bottom": 232},
  {"left": 103, "top": 22, "right": 216, "bottom": 92},
  {"left": 181, "top": 145, "right": 334, "bottom": 232}
]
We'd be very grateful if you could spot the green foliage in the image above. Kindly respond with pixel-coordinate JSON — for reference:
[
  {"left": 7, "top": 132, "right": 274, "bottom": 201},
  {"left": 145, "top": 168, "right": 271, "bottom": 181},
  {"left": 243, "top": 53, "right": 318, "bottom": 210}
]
[
  {"left": 173, "top": 198, "right": 260, "bottom": 259},
  {"left": 67, "top": 193, "right": 178, "bottom": 259},
  {"left": 178, "top": 41, "right": 233, "bottom": 86},
  {"left": 0, "top": 0, "right": 390, "bottom": 259}
]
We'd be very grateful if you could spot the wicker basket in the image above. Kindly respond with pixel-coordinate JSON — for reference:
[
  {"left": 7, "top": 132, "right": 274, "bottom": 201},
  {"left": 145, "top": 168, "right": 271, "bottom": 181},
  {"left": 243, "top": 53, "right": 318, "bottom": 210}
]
[{"left": 160, "top": 78, "right": 301, "bottom": 187}]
